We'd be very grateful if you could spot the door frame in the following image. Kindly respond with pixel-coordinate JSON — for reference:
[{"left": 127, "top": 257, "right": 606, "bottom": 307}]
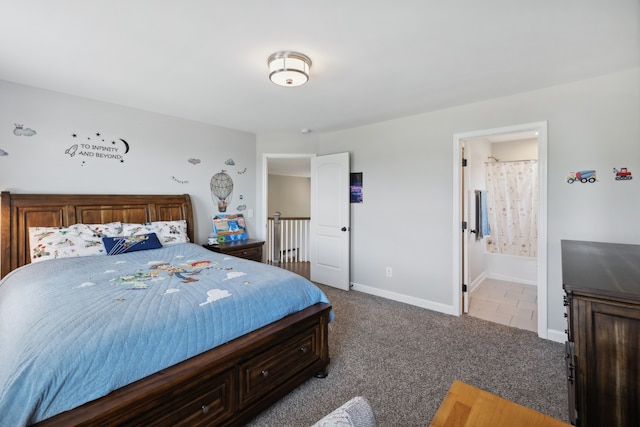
[{"left": 452, "top": 121, "right": 548, "bottom": 339}]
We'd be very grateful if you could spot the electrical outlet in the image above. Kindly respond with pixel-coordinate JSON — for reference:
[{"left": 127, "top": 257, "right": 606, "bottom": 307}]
[{"left": 386, "top": 267, "right": 392, "bottom": 277}]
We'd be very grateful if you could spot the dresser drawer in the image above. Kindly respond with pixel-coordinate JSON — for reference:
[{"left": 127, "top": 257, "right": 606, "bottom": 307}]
[{"left": 238, "top": 325, "right": 321, "bottom": 407}]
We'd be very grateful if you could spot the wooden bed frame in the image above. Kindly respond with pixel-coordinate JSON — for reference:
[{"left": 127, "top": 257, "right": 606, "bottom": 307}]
[{"left": 0, "top": 192, "right": 330, "bottom": 426}]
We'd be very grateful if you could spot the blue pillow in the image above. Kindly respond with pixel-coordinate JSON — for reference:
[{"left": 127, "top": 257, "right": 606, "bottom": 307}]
[{"left": 102, "top": 233, "right": 162, "bottom": 255}]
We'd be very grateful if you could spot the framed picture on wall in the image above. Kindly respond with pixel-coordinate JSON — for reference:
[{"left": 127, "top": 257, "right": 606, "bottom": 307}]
[{"left": 350, "top": 172, "right": 363, "bottom": 203}]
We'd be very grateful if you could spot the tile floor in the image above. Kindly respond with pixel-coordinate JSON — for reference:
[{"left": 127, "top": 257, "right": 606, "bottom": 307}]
[{"left": 468, "top": 278, "right": 537, "bottom": 332}]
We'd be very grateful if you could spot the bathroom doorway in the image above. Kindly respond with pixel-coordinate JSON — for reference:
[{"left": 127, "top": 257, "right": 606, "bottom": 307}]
[
  {"left": 467, "top": 134, "right": 538, "bottom": 331},
  {"left": 453, "top": 122, "right": 548, "bottom": 338}
]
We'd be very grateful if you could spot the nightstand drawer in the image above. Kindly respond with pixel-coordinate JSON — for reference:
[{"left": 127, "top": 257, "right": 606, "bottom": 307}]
[
  {"left": 224, "top": 246, "right": 262, "bottom": 261},
  {"left": 202, "top": 239, "right": 264, "bottom": 262}
]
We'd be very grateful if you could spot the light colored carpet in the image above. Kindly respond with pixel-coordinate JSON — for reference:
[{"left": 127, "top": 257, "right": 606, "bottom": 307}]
[{"left": 247, "top": 284, "right": 568, "bottom": 426}]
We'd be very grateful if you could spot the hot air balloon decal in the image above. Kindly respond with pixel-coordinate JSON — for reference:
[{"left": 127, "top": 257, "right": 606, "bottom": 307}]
[{"left": 210, "top": 170, "right": 234, "bottom": 212}]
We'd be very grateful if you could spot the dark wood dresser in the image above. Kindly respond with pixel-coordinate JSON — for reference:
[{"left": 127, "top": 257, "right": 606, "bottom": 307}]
[
  {"left": 203, "top": 239, "right": 264, "bottom": 262},
  {"left": 561, "top": 240, "right": 640, "bottom": 427}
]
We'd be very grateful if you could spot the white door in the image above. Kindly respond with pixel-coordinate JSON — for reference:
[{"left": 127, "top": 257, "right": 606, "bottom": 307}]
[{"left": 310, "top": 152, "right": 350, "bottom": 290}]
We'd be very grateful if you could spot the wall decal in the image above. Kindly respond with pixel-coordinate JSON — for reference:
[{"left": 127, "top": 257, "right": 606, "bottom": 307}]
[
  {"left": 613, "top": 167, "right": 633, "bottom": 180},
  {"left": 225, "top": 159, "right": 235, "bottom": 166},
  {"left": 66, "top": 131, "right": 130, "bottom": 164},
  {"left": 567, "top": 170, "right": 596, "bottom": 184},
  {"left": 0, "top": 148, "right": 8, "bottom": 156},
  {"left": 65, "top": 145, "right": 78, "bottom": 156},
  {"left": 119, "top": 138, "right": 130, "bottom": 154},
  {"left": 188, "top": 158, "right": 201, "bottom": 165},
  {"left": 237, "top": 167, "right": 247, "bottom": 174},
  {"left": 210, "top": 170, "right": 234, "bottom": 212},
  {"left": 13, "top": 124, "right": 37, "bottom": 136},
  {"left": 171, "top": 176, "right": 189, "bottom": 184},
  {"left": 237, "top": 204, "right": 247, "bottom": 211}
]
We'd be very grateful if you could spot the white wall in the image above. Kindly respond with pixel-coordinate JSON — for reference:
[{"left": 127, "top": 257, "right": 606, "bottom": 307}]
[
  {"left": 492, "top": 138, "right": 538, "bottom": 160},
  {"left": 0, "top": 80, "right": 257, "bottom": 243},
  {"left": 326, "top": 119, "right": 457, "bottom": 309},
  {"left": 311, "top": 68, "right": 640, "bottom": 338},
  {"left": 267, "top": 174, "right": 310, "bottom": 217}
]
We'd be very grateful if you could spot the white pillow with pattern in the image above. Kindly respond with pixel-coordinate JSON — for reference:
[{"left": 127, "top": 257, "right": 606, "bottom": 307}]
[
  {"left": 28, "top": 222, "right": 122, "bottom": 263},
  {"left": 122, "top": 220, "right": 189, "bottom": 245}
]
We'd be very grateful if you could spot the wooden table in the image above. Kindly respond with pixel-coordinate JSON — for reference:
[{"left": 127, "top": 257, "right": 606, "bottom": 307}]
[{"left": 429, "top": 380, "right": 571, "bottom": 427}]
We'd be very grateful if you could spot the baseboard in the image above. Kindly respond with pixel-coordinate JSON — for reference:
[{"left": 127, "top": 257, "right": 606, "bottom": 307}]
[
  {"left": 350, "top": 282, "right": 458, "bottom": 316},
  {"left": 485, "top": 273, "right": 537, "bottom": 287},
  {"left": 546, "top": 328, "right": 566, "bottom": 344},
  {"left": 469, "top": 272, "right": 486, "bottom": 293},
  {"left": 350, "top": 281, "right": 563, "bottom": 343}
]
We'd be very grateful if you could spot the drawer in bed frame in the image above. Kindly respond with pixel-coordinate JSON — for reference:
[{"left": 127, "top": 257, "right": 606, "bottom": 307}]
[
  {"left": 36, "top": 302, "right": 331, "bottom": 427},
  {"left": 127, "top": 366, "right": 237, "bottom": 426},
  {"left": 239, "top": 317, "right": 325, "bottom": 408}
]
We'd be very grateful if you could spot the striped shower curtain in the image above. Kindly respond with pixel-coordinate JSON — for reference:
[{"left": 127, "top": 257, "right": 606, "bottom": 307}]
[{"left": 485, "top": 160, "right": 538, "bottom": 257}]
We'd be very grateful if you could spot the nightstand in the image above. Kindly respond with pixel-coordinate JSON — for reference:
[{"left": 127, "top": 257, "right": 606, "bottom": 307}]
[{"left": 202, "top": 239, "right": 264, "bottom": 262}]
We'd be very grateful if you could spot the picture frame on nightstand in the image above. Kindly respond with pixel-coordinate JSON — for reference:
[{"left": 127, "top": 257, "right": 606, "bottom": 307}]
[{"left": 212, "top": 213, "right": 247, "bottom": 243}]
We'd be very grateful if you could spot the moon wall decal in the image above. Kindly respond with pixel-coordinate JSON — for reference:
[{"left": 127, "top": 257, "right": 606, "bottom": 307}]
[{"left": 120, "top": 138, "right": 130, "bottom": 154}]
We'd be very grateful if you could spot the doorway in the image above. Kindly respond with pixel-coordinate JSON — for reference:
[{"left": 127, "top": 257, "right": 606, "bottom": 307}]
[
  {"left": 453, "top": 122, "right": 548, "bottom": 339},
  {"left": 262, "top": 152, "right": 351, "bottom": 290},
  {"left": 262, "top": 154, "right": 314, "bottom": 279}
]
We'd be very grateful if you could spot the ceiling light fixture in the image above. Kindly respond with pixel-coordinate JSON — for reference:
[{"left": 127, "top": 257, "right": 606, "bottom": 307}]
[{"left": 268, "top": 51, "right": 312, "bottom": 87}]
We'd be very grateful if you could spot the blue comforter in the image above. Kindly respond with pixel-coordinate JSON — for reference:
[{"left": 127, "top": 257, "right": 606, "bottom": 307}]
[{"left": 0, "top": 243, "right": 330, "bottom": 426}]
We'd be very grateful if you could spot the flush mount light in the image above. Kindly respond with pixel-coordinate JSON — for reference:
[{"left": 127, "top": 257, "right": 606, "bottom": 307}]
[{"left": 268, "top": 51, "right": 312, "bottom": 87}]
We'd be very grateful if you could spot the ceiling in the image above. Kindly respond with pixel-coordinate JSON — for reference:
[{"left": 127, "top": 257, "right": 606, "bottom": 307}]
[{"left": 1, "top": 1, "right": 638, "bottom": 135}]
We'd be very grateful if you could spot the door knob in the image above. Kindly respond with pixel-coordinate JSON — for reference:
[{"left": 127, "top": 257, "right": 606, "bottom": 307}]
[{"left": 341, "top": 227, "right": 347, "bottom": 231}]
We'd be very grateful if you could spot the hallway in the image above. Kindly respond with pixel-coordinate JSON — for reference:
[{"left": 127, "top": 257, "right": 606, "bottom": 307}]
[{"left": 270, "top": 261, "right": 310, "bottom": 280}]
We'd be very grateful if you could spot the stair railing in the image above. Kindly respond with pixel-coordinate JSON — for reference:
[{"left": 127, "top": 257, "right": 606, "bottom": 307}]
[{"left": 266, "top": 214, "right": 311, "bottom": 263}]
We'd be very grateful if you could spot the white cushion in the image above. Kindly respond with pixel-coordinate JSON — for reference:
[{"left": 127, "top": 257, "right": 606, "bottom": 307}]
[
  {"left": 311, "top": 396, "right": 376, "bottom": 427},
  {"left": 28, "top": 222, "right": 121, "bottom": 262},
  {"left": 122, "top": 220, "right": 189, "bottom": 245}
]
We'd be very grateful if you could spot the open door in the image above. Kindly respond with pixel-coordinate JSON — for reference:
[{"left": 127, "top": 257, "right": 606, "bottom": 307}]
[{"left": 310, "top": 152, "right": 350, "bottom": 290}]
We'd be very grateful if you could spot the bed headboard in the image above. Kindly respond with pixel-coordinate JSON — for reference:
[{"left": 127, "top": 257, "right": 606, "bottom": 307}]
[{"left": 0, "top": 192, "right": 194, "bottom": 278}]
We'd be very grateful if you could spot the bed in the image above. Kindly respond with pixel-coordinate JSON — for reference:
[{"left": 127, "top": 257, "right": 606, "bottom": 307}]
[{"left": 0, "top": 192, "right": 331, "bottom": 426}]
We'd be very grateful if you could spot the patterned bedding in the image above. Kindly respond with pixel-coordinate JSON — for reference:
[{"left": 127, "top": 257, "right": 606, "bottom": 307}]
[{"left": 0, "top": 243, "right": 330, "bottom": 426}]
